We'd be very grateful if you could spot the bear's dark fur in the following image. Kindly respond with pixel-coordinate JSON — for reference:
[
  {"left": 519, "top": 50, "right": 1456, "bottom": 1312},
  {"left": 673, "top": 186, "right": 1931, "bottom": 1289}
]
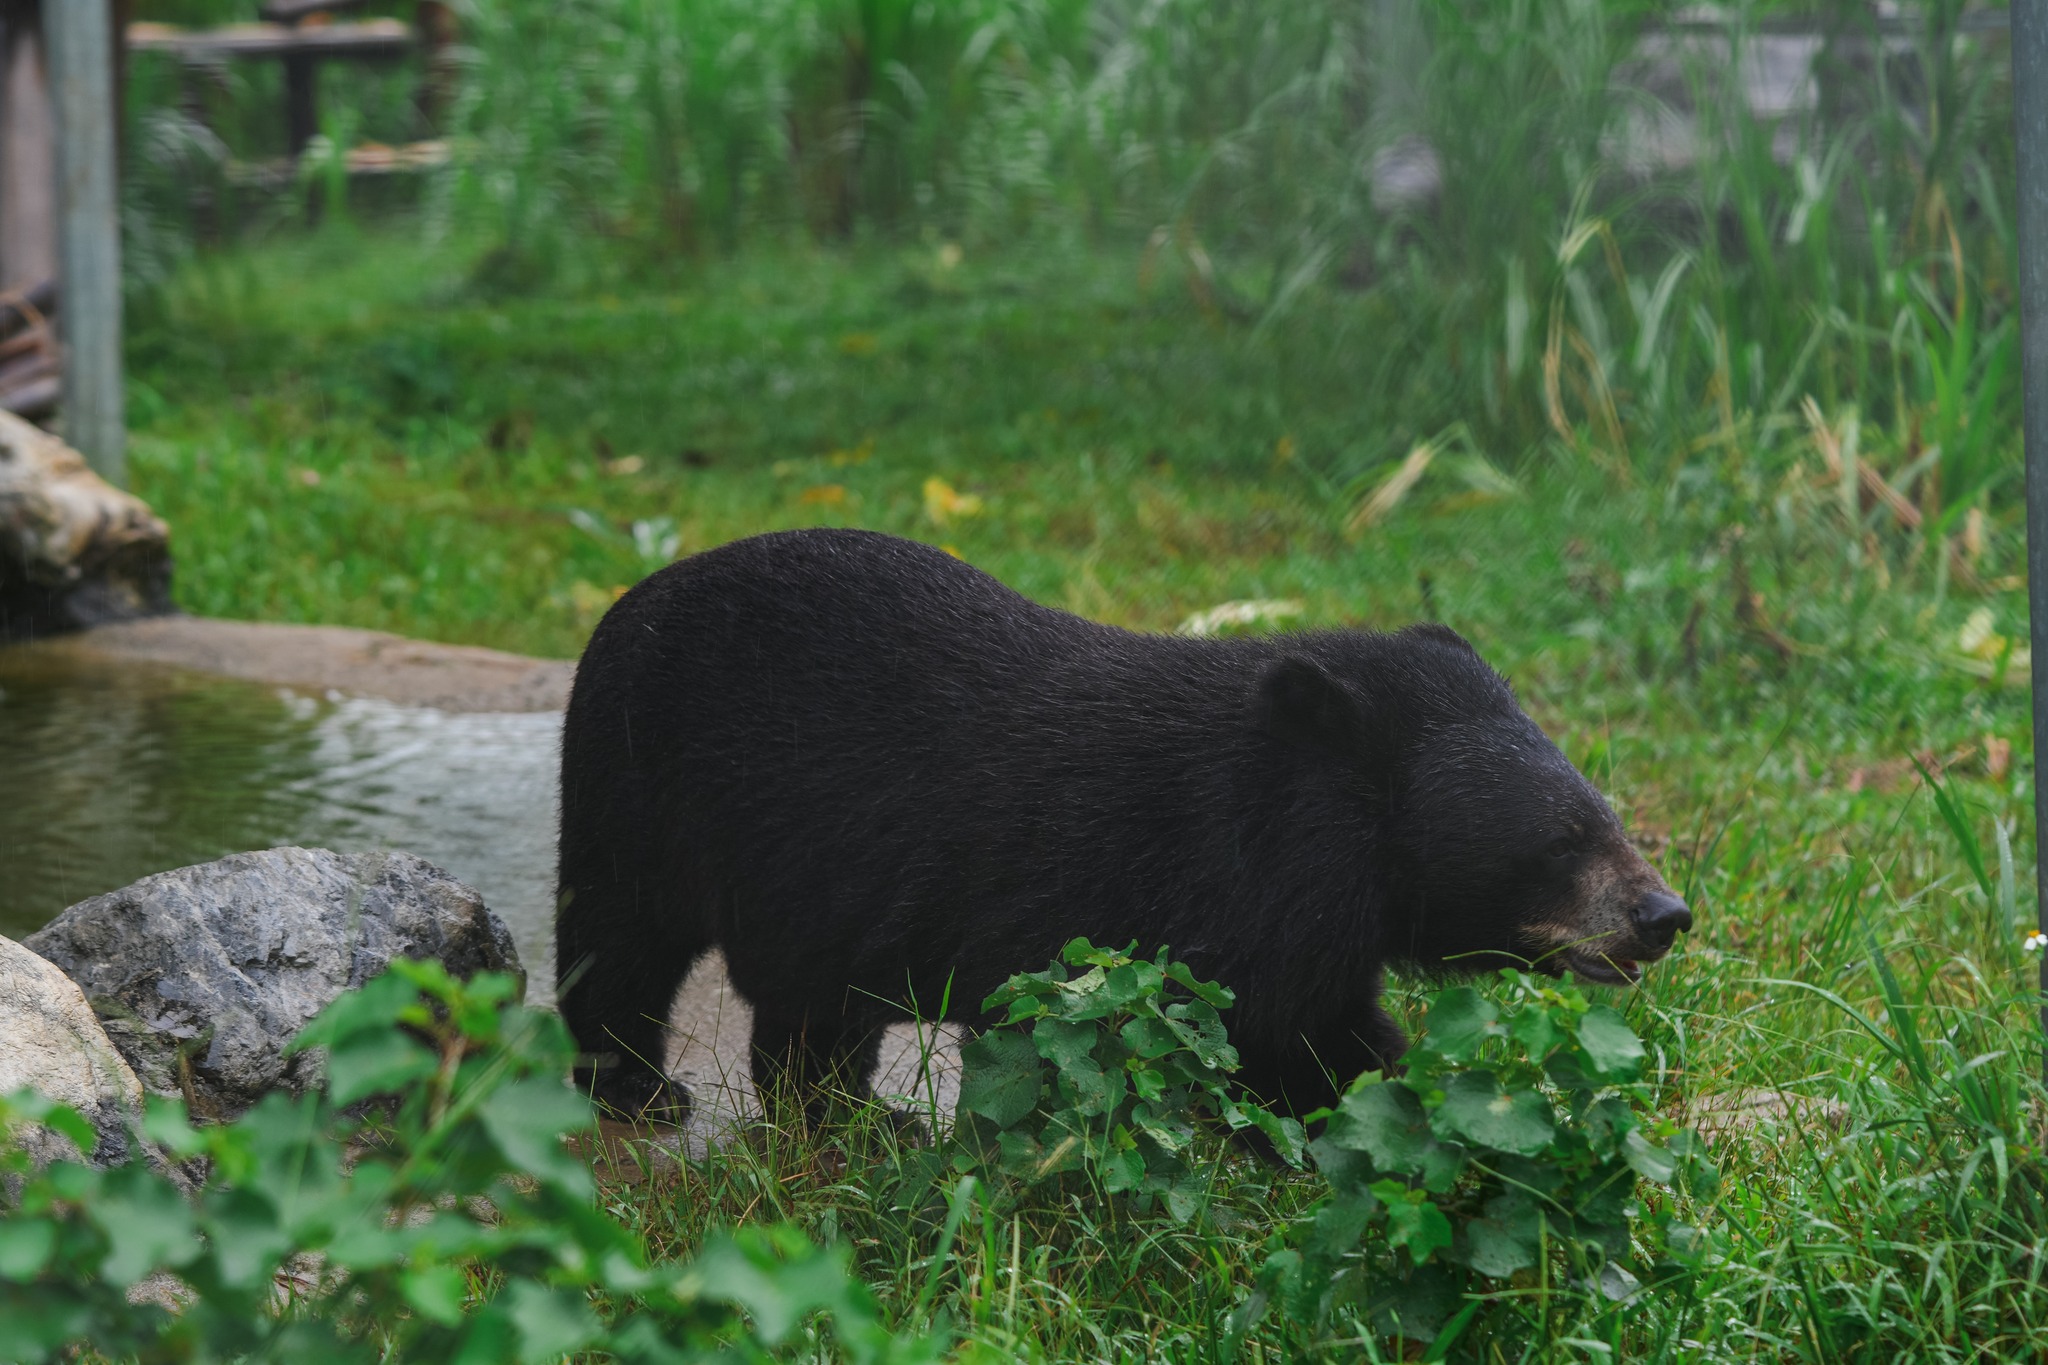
[{"left": 556, "top": 529, "right": 1689, "bottom": 1120}]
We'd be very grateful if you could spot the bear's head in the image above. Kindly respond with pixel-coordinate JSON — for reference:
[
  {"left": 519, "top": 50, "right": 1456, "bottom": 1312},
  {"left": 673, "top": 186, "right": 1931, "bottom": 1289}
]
[{"left": 1255, "top": 625, "right": 1691, "bottom": 985}]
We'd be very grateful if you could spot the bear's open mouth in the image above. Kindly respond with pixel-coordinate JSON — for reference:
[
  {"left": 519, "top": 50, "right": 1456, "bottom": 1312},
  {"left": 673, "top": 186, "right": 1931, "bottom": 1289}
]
[{"left": 1559, "top": 946, "right": 1647, "bottom": 986}]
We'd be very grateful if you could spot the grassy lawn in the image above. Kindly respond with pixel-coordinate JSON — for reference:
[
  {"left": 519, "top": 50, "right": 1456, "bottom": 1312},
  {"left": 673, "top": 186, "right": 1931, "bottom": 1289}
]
[{"left": 110, "top": 226, "right": 2048, "bottom": 1357}]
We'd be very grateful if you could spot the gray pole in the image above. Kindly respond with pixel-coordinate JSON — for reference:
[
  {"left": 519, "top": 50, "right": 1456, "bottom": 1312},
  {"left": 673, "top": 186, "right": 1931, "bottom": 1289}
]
[
  {"left": 42, "top": 0, "right": 123, "bottom": 484},
  {"left": 2012, "top": 3, "right": 2048, "bottom": 1088}
]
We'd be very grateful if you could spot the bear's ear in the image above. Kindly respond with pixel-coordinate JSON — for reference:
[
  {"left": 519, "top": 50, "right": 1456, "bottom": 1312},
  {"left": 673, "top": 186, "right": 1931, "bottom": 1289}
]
[{"left": 1253, "top": 656, "right": 1367, "bottom": 756}]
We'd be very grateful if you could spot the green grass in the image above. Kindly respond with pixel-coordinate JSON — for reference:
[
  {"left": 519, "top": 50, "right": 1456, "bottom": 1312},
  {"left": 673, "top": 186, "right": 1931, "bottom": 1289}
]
[
  {"left": 102, "top": 1, "right": 2048, "bottom": 1354},
  {"left": 122, "top": 225, "right": 2048, "bottom": 1359}
]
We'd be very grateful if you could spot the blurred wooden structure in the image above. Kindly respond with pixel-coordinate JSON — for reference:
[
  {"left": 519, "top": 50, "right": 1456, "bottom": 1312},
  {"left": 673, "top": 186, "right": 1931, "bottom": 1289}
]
[
  {"left": 0, "top": 0, "right": 124, "bottom": 480},
  {"left": 127, "top": 0, "right": 454, "bottom": 165},
  {"left": 0, "top": 3, "right": 59, "bottom": 421},
  {"left": 0, "top": 2, "right": 453, "bottom": 460}
]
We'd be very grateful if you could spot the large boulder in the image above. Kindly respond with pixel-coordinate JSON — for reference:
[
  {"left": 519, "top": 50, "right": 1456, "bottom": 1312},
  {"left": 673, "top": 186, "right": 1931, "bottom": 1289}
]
[
  {"left": 25, "top": 848, "right": 522, "bottom": 1120},
  {"left": 0, "top": 933, "right": 148, "bottom": 1170},
  {"left": 0, "top": 407, "right": 172, "bottom": 642}
]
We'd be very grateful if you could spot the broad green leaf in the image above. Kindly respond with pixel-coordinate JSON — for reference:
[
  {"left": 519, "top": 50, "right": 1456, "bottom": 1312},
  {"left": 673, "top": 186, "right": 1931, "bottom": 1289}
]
[
  {"left": 478, "top": 1076, "right": 596, "bottom": 1194},
  {"left": 997, "top": 1126, "right": 1078, "bottom": 1178},
  {"left": 94, "top": 1165, "right": 199, "bottom": 1286},
  {"left": 1162, "top": 959, "right": 1235, "bottom": 1008},
  {"left": 0, "top": 1220, "right": 56, "bottom": 1279},
  {"left": 1369, "top": 1261, "right": 1465, "bottom": 1344},
  {"left": 1326, "top": 1080, "right": 1435, "bottom": 1171},
  {"left": 1057, "top": 966, "right": 1114, "bottom": 1019},
  {"left": 1433, "top": 1071, "right": 1555, "bottom": 1156},
  {"left": 1163, "top": 1174, "right": 1203, "bottom": 1224},
  {"left": 204, "top": 1186, "right": 295, "bottom": 1291},
  {"left": 1224, "top": 1102, "right": 1306, "bottom": 1167},
  {"left": 1508, "top": 1003, "right": 1559, "bottom": 1059},
  {"left": 1059, "top": 936, "right": 1104, "bottom": 965},
  {"left": 1, "top": 1091, "right": 97, "bottom": 1155},
  {"left": 1032, "top": 1017, "right": 1097, "bottom": 1071},
  {"left": 1462, "top": 1192, "right": 1543, "bottom": 1278},
  {"left": 1577, "top": 1006, "right": 1646, "bottom": 1080},
  {"left": 1131, "top": 1103, "right": 1195, "bottom": 1155},
  {"left": 402, "top": 1264, "right": 470, "bottom": 1326},
  {"left": 1162, "top": 1000, "right": 1237, "bottom": 1070},
  {"left": 503, "top": 1280, "right": 603, "bottom": 1363},
  {"left": 1056, "top": 1053, "right": 1125, "bottom": 1117},
  {"left": 323, "top": 1028, "right": 438, "bottom": 1109},
  {"left": 1100, "top": 1145, "right": 1144, "bottom": 1193},
  {"left": 1667, "top": 1130, "right": 1719, "bottom": 1195},
  {"left": 675, "top": 1231, "right": 867, "bottom": 1344},
  {"left": 1582, "top": 1095, "right": 1638, "bottom": 1158},
  {"left": 1120, "top": 1016, "right": 1180, "bottom": 1059},
  {"left": 1420, "top": 987, "right": 1501, "bottom": 1063},
  {"left": 1096, "top": 961, "right": 1151, "bottom": 1011},
  {"left": 448, "top": 1308, "right": 520, "bottom": 1365},
  {"left": 1304, "top": 1194, "right": 1377, "bottom": 1258},
  {"left": 1599, "top": 1261, "right": 1643, "bottom": 1302},
  {"left": 1623, "top": 1128, "right": 1676, "bottom": 1183},
  {"left": 447, "top": 971, "right": 524, "bottom": 1037},
  {"left": 958, "top": 1030, "right": 1044, "bottom": 1129},
  {"left": 0, "top": 1303, "right": 77, "bottom": 1363},
  {"left": 288, "top": 969, "right": 422, "bottom": 1055},
  {"left": 1371, "top": 1179, "right": 1455, "bottom": 1264},
  {"left": 141, "top": 1096, "right": 206, "bottom": 1159}
]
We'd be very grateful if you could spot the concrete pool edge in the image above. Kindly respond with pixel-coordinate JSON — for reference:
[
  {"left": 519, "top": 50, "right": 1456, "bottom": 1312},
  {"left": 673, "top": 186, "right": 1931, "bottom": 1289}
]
[{"left": 7, "top": 615, "right": 575, "bottom": 713}]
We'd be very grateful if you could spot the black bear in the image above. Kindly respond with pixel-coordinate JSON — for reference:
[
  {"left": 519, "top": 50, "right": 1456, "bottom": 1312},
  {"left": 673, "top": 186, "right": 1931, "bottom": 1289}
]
[{"left": 556, "top": 529, "right": 1690, "bottom": 1121}]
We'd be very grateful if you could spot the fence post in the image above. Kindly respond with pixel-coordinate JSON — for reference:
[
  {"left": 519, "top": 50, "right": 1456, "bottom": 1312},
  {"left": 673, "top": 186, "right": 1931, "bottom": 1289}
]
[
  {"left": 2010, "top": 2, "right": 2048, "bottom": 1088},
  {"left": 43, "top": 0, "right": 123, "bottom": 484}
]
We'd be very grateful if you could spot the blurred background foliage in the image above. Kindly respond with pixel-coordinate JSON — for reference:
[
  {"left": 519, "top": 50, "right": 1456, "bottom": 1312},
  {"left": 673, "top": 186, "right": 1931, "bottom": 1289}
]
[{"left": 121, "top": 0, "right": 2020, "bottom": 503}]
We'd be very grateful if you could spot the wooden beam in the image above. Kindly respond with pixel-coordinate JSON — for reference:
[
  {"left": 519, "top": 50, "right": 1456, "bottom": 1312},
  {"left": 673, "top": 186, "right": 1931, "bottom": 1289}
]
[
  {"left": 44, "top": 0, "right": 122, "bottom": 483},
  {"left": 125, "top": 19, "right": 413, "bottom": 62},
  {"left": 258, "top": 0, "right": 371, "bottom": 23}
]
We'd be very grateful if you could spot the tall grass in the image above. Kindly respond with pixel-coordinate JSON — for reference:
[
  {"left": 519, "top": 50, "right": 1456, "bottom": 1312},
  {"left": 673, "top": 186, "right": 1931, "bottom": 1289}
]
[
  {"left": 121, "top": 3, "right": 2025, "bottom": 510},
  {"left": 414, "top": 2, "right": 2020, "bottom": 495}
]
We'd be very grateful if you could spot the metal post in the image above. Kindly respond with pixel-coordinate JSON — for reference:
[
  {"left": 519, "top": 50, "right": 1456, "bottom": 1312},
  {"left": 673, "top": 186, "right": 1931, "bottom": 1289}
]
[
  {"left": 42, "top": 0, "right": 123, "bottom": 484},
  {"left": 2011, "top": 4, "right": 2048, "bottom": 1089}
]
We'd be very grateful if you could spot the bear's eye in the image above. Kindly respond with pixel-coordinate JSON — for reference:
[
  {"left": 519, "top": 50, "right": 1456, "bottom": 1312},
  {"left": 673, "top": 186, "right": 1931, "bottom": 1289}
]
[{"left": 1545, "top": 837, "right": 1576, "bottom": 863}]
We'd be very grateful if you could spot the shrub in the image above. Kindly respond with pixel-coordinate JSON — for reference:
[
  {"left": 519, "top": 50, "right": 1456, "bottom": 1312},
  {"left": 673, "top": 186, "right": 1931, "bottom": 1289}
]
[
  {"left": 1235, "top": 969, "right": 1718, "bottom": 1353},
  {"left": 953, "top": 937, "right": 1304, "bottom": 1223},
  {"left": 0, "top": 958, "right": 943, "bottom": 1364}
]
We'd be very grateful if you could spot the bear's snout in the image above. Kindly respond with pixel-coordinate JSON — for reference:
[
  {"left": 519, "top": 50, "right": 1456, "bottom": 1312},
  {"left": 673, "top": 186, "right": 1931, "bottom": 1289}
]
[
  {"left": 1631, "top": 889, "right": 1692, "bottom": 950},
  {"left": 1518, "top": 841, "right": 1692, "bottom": 987}
]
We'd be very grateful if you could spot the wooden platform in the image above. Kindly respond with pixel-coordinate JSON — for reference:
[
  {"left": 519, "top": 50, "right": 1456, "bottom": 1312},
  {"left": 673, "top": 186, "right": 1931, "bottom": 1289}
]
[{"left": 125, "top": 19, "right": 413, "bottom": 61}]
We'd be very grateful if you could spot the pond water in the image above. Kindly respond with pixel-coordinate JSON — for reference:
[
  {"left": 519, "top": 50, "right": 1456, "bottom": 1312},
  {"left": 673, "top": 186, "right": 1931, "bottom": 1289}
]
[{"left": 0, "top": 649, "right": 563, "bottom": 1000}]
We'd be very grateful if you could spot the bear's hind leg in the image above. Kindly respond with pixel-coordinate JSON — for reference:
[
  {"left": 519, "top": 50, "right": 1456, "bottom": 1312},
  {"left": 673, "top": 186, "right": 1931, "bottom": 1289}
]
[{"left": 557, "top": 882, "right": 705, "bottom": 1125}]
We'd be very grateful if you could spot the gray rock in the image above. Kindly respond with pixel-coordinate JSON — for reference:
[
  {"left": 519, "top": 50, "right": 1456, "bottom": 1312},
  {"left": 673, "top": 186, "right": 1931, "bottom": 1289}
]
[
  {"left": 25, "top": 847, "right": 522, "bottom": 1120},
  {"left": 0, "top": 933, "right": 148, "bottom": 1170}
]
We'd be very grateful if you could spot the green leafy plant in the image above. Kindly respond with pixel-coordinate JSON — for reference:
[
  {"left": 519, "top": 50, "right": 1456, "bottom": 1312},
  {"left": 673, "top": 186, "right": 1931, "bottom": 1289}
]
[
  {"left": 1237, "top": 969, "right": 1718, "bottom": 1352},
  {"left": 0, "top": 958, "right": 942, "bottom": 1364},
  {"left": 954, "top": 938, "right": 1304, "bottom": 1223}
]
